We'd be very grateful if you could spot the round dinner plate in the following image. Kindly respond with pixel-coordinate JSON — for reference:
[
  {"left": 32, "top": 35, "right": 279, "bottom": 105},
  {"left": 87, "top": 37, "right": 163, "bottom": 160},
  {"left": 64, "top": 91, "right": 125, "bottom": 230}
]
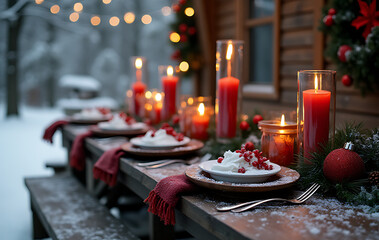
[
  {"left": 90, "top": 126, "right": 148, "bottom": 137},
  {"left": 98, "top": 122, "right": 146, "bottom": 131},
  {"left": 130, "top": 136, "right": 191, "bottom": 149},
  {"left": 121, "top": 140, "right": 204, "bottom": 157},
  {"left": 69, "top": 115, "right": 111, "bottom": 124},
  {"left": 186, "top": 163, "right": 300, "bottom": 192},
  {"left": 199, "top": 160, "right": 281, "bottom": 183}
]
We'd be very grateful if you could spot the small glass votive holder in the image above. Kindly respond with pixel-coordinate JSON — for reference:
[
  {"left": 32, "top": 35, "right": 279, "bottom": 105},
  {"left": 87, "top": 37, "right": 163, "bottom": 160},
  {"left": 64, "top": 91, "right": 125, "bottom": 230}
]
[
  {"left": 259, "top": 119, "right": 298, "bottom": 167},
  {"left": 190, "top": 97, "right": 213, "bottom": 140},
  {"left": 130, "top": 57, "right": 147, "bottom": 117},
  {"left": 297, "top": 70, "right": 336, "bottom": 159}
]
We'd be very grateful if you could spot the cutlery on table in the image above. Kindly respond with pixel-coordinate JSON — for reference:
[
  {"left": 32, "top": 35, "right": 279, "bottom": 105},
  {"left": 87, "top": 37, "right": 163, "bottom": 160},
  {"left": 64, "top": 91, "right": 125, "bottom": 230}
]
[
  {"left": 217, "top": 183, "right": 320, "bottom": 212},
  {"left": 139, "top": 153, "right": 212, "bottom": 169}
]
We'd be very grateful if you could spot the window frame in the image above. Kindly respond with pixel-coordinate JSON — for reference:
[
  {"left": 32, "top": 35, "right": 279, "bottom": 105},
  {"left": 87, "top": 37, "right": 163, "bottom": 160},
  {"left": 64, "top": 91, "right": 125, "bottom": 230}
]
[{"left": 236, "top": 0, "right": 281, "bottom": 100}]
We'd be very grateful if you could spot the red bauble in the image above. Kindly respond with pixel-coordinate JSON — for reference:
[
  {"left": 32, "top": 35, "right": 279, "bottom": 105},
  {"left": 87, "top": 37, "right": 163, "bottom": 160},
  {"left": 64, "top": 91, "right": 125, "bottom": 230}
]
[
  {"left": 323, "top": 143, "right": 365, "bottom": 183},
  {"left": 239, "top": 121, "right": 250, "bottom": 131},
  {"left": 244, "top": 142, "right": 255, "bottom": 151},
  {"left": 179, "top": 24, "right": 188, "bottom": 33},
  {"left": 342, "top": 75, "right": 353, "bottom": 87},
  {"left": 180, "top": 34, "right": 188, "bottom": 42},
  {"left": 172, "top": 4, "right": 180, "bottom": 12},
  {"left": 188, "top": 27, "right": 196, "bottom": 35},
  {"left": 252, "top": 115, "right": 263, "bottom": 124},
  {"left": 323, "top": 15, "right": 334, "bottom": 26},
  {"left": 328, "top": 8, "right": 336, "bottom": 15},
  {"left": 337, "top": 45, "right": 352, "bottom": 62}
]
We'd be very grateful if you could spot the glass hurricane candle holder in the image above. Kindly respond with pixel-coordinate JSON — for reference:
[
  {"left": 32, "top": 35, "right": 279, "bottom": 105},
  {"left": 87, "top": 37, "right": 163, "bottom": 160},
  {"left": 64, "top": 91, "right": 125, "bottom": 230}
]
[
  {"left": 190, "top": 97, "right": 213, "bottom": 140},
  {"left": 159, "top": 65, "right": 179, "bottom": 121},
  {"left": 297, "top": 70, "right": 336, "bottom": 159},
  {"left": 130, "top": 56, "right": 147, "bottom": 117},
  {"left": 215, "top": 40, "right": 244, "bottom": 139},
  {"left": 259, "top": 115, "right": 297, "bottom": 166}
]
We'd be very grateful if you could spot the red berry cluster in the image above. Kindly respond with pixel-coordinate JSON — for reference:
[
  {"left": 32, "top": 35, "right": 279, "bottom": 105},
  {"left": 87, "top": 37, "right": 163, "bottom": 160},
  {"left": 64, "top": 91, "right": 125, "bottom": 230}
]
[
  {"left": 151, "top": 123, "right": 184, "bottom": 141},
  {"left": 118, "top": 112, "right": 135, "bottom": 125},
  {"left": 323, "top": 8, "right": 336, "bottom": 27},
  {"left": 217, "top": 142, "right": 273, "bottom": 173},
  {"left": 96, "top": 107, "right": 110, "bottom": 115}
]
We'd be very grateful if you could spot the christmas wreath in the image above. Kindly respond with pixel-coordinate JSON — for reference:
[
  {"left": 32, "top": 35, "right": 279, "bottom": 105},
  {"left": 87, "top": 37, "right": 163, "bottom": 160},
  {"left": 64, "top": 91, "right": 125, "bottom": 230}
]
[
  {"left": 169, "top": 0, "right": 201, "bottom": 75},
  {"left": 320, "top": 0, "right": 379, "bottom": 94}
]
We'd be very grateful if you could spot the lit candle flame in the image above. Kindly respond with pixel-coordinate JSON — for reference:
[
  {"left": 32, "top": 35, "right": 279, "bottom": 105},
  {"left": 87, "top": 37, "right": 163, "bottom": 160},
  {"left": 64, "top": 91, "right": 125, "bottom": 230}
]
[
  {"left": 198, "top": 103, "right": 205, "bottom": 116},
  {"left": 167, "top": 66, "right": 173, "bottom": 76},
  {"left": 187, "top": 97, "right": 194, "bottom": 105},
  {"left": 281, "top": 114, "right": 286, "bottom": 126},
  {"left": 314, "top": 75, "right": 318, "bottom": 92},
  {"left": 226, "top": 43, "right": 233, "bottom": 60},
  {"left": 155, "top": 93, "right": 162, "bottom": 101},
  {"left": 135, "top": 58, "right": 142, "bottom": 69},
  {"left": 145, "top": 91, "right": 152, "bottom": 99}
]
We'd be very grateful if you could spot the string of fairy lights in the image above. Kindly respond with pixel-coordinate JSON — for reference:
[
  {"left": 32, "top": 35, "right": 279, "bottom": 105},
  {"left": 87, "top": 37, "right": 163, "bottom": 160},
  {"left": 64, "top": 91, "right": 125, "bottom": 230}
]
[
  {"left": 33, "top": 0, "right": 195, "bottom": 72},
  {"left": 34, "top": 0, "right": 194, "bottom": 27}
]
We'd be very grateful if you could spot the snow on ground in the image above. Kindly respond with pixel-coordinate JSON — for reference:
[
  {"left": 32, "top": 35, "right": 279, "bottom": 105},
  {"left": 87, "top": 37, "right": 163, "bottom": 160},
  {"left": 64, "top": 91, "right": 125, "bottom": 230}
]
[{"left": 0, "top": 105, "right": 66, "bottom": 239}]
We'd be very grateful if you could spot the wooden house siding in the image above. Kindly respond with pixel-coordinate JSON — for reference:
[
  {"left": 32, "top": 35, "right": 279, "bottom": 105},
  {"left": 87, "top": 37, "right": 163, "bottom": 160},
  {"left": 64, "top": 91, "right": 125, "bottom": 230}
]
[{"left": 195, "top": 0, "right": 379, "bottom": 128}]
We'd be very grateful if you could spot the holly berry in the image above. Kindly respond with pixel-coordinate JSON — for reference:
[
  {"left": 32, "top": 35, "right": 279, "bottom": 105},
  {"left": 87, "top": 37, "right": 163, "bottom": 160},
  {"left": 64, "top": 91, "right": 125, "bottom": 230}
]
[
  {"left": 323, "top": 15, "right": 333, "bottom": 26},
  {"left": 180, "top": 34, "right": 188, "bottom": 42},
  {"left": 97, "top": 107, "right": 110, "bottom": 115},
  {"left": 217, "top": 157, "right": 223, "bottom": 163},
  {"left": 172, "top": 4, "right": 180, "bottom": 12},
  {"left": 328, "top": 8, "right": 336, "bottom": 15},
  {"left": 238, "top": 167, "right": 246, "bottom": 173},
  {"left": 161, "top": 123, "right": 170, "bottom": 129},
  {"left": 244, "top": 142, "right": 255, "bottom": 151},
  {"left": 239, "top": 121, "right": 250, "bottom": 131},
  {"left": 337, "top": 45, "right": 352, "bottom": 62},
  {"left": 172, "top": 115, "right": 180, "bottom": 125},
  {"left": 342, "top": 75, "right": 353, "bottom": 87},
  {"left": 165, "top": 127, "right": 175, "bottom": 135},
  {"left": 253, "top": 115, "right": 263, "bottom": 124},
  {"left": 188, "top": 27, "right": 196, "bottom": 35},
  {"left": 179, "top": 24, "right": 188, "bottom": 33},
  {"left": 175, "top": 133, "right": 184, "bottom": 142}
]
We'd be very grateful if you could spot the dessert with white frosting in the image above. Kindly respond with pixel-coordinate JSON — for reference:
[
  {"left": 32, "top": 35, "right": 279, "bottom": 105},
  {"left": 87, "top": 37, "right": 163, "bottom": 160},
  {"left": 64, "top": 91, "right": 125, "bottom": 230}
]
[
  {"left": 211, "top": 142, "right": 274, "bottom": 174},
  {"left": 74, "top": 107, "right": 111, "bottom": 119},
  {"left": 98, "top": 113, "right": 145, "bottom": 130}
]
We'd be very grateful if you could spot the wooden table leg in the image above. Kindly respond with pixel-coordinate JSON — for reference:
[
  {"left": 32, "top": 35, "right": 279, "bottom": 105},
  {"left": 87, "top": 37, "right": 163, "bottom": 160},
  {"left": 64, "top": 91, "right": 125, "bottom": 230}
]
[
  {"left": 86, "top": 158, "right": 94, "bottom": 194},
  {"left": 149, "top": 213, "right": 175, "bottom": 240}
]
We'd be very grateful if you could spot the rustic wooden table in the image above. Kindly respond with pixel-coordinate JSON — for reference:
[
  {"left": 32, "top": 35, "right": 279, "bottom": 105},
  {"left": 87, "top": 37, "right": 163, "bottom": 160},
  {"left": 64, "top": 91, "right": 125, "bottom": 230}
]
[{"left": 62, "top": 125, "right": 379, "bottom": 240}]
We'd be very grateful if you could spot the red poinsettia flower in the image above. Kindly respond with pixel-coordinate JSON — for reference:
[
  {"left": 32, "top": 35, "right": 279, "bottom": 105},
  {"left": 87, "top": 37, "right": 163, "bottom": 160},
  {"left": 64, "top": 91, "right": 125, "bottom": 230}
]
[{"left": 351, "top": 0, "right": 379, "bottom": 39}]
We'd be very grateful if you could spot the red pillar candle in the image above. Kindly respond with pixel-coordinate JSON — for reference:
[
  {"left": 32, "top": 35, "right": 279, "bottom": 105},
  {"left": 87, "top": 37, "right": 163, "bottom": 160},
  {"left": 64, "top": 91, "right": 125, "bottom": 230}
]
[
  {"left": 162, "top": 66, "right": 179, "bottom": 120},
  {"left": 303, "top": 76, "right": 331, "bottom": 157},
  {"left": 153, "top": 92, "right": 163, "bottom": 124},
  {"left": 132, "top": 81, "right": 146, "bottom": 116},
  {"left": 191, "top": 103, "right": 210, "bottom": 140}
]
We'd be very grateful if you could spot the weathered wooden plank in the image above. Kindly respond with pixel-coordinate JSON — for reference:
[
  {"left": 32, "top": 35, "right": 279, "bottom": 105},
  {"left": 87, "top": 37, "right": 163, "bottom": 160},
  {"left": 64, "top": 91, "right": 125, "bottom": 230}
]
[
  {"left": 281, "top": 13, "right": 314, "bottom": 31},
  {"left": 280, "top": 63, "right": 313, "bottom": 77},
  {"left": 216, "top": 0, "right": 235, "bottom": 15},
  {"left": 217, "top": 13, "right": 236, "bottom": 29},
  {"left": 281, "top": 30, "right": 314, "bottom": 47},
  {"left": 281, "top": 48, "right": 314, "bottom": 62},
  {"left": 282, "top": 0, "right": 314, "bottom": 16},
  {"left": 217, "top": 26, "right": 235, "bottom": 39}
]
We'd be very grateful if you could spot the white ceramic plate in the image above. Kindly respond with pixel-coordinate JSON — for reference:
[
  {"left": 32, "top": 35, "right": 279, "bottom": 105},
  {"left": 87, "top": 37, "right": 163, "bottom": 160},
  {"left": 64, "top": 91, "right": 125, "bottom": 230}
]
[
  {"left": 198, "top": 160, "right": 281, "bottom": 183},
  {"left": 130, "top": 136, "right": 191, "bottom": 149},
  {"left": 98, "top": 122, "right": 146, "bottom": 131},
  {"left": 72, "top": 113, "right": 111, "bottom": 122}
]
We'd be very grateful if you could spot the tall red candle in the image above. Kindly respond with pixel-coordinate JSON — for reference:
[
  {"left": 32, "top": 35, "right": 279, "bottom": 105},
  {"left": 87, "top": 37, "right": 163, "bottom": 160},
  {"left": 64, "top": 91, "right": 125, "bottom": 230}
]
[
  {"left": 162, "top": 66, "right": 179, "bottom": 120},
  {"left": 132, "top": 81, "right": 146, "bottom": 116},
  {"left": 217, "top": 77, "right": 239, "bottom": 138},
  {"left": 303, "top": 89, "right": 330, "bottom": 157}
]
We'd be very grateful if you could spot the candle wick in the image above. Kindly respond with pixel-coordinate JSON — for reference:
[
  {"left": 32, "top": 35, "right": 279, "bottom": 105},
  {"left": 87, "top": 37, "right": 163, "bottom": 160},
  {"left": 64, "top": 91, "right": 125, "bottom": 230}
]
[{"left": 227, "top": 60, "right": 231, "bottom": 78}]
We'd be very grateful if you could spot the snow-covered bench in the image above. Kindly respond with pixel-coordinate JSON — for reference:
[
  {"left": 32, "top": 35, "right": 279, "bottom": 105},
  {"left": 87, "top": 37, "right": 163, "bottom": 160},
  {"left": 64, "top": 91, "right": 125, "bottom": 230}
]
[{"left": 25, "top": 174, "right": 139, "bottom": 240}]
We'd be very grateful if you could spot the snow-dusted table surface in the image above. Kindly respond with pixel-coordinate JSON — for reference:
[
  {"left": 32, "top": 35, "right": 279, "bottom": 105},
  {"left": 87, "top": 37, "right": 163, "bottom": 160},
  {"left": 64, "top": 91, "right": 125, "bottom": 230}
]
[{"left": 61, "top": 125, "right": 379, "bottom": 240}]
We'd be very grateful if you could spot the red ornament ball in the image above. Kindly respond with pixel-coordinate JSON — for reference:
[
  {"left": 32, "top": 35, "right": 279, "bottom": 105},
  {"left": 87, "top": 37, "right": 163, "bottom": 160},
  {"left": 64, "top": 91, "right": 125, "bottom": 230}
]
[
  {"left": 253, "top": 115, "right": 263, "bottom": 124},
  {"left": 179, "top": 24, "right": 188, "bottom": 33},
  {"left": 188, "top": 27, "right": 196, "bottom": 35},
  {"left": 323, "top": 146, "right": 365, "bottom": 183},
  {"left": 342, "top": 75, "right": 353, "bottom": 87},
  {"left": 337, "top": 45, "right": 352, "bottom": 62},
  {"left": 328, "top": 8, "right": 336, "bottom": 15},
  {"left": 323, "top": 15, "right": 334, "bottom": 26},
  {"left": 172, "top": 4, "right": 180, "bottom": 12},
  {"left": 180, "top": 34, "right": 188, "bottom": 42},
  {"left": 244, "top": 142, "right": 255, "bottom": 151},
  {"left": 239, "top": 121, "right": 250, "bottom": 131}
]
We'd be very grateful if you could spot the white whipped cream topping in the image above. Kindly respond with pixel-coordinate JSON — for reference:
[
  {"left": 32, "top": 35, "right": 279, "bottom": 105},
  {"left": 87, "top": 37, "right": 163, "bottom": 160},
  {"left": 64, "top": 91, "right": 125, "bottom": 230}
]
[
  {"left": 98, "top": 114, "right": 145, "bottom": 130},
  {"left": 140, "top": 129, "right": 179, "bottom": 145},
  {"left": 75, "top": 108, "right": 105, "bottom": 119},
  {"left": 211, "top": 150, "right": 272, "bottom": 173}
]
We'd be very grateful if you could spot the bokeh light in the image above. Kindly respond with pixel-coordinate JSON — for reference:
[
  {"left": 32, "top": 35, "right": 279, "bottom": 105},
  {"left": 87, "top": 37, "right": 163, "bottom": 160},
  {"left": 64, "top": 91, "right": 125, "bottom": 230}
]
[
  {"left": 141, "top": 15, "right": 152, "bottom": 24},
  {"left": 50, "top": 5, "right": 60, "bottom": 14},
  {"left": 35, "top": 0, "right": 44, "bottom": 5},
  {"left": 179, "top": 61, "right": 189, "bottom": 72},
  {"left": 124, "top": 12, "right": 135, "bottom": 24},
  {"left": 169, "top": 32, "right": 180, "bottom": 43},
  {"left": 102, "top": 0, "right": 112, "bottom": 4},
  {"left": 69, "top": 12, "right": 79, "bottom": 22},
  {"left": 184, "top": 7, "right": 195, "bottom": 17},
  {"left": 109, "top": 16, "right": 120, "bottom": 26},
  {"left": 91, "top": 16, "right": 101, "bottom": 26},
  {"left": 73, "top": 3, "right": 83, "bottom": 12},
  {"left": 161, "top": 6, "right": 171, "bottom": 16}
]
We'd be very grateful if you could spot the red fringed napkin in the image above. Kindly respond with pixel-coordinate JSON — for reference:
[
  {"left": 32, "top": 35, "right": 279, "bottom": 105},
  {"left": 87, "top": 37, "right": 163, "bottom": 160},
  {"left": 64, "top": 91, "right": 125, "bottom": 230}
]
[
  {"left": 144, "top": 174, "right": 197, "bottom": 225},
  {"left": 69, "top": 131, "right": 93, "bottom": 171},
  {"left": 42, "top": 120, "right": 69, "bottom": 143},
  {"left": 93, "top": 147, "right": 125, "bottom": 187}
]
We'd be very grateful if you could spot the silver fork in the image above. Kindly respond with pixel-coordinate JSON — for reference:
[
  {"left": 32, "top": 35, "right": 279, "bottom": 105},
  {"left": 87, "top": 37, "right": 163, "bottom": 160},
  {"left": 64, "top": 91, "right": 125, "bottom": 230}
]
[
  {"left": 143, "top": 153, "right": 212, "bottom": 169},
  {"left": 230, "top": 183, "right": 320, "bottom": 213}
]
